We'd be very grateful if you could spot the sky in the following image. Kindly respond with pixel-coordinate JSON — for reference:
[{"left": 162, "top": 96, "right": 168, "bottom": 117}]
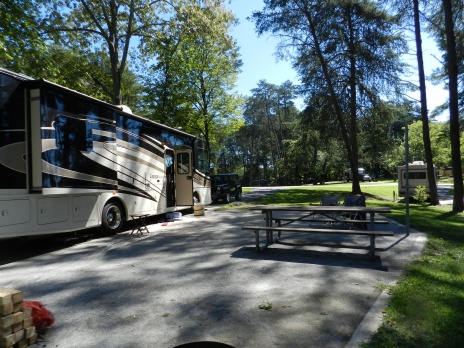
[
  {"left": 227, "top": 1, "right": 449, "bottom": 121},
  {"left": 227, "top": 1, "right": 301, "bottom": 95}
]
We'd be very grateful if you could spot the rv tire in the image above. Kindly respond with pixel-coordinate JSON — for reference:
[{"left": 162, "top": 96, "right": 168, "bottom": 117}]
[{"left": 100, "top": 201, "right": 124, "bottom": 235}]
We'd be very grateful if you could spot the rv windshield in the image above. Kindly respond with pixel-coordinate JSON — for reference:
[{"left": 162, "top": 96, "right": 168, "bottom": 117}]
[
  {"left": 0, "top": 71, "right": 27, "bottom": 190},
  {"left": 0, "top": 73, "right": 22, "bottom": 125}
]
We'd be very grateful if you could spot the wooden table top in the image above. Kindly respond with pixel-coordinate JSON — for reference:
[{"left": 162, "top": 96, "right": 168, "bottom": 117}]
[{"left": 249, "top": 205, "right": 391, "bottom": 213}]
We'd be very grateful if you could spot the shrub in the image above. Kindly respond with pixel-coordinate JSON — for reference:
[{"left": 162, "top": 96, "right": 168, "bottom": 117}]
[{"left": 413, "top": 185, "right": 428, "bottom": 204}]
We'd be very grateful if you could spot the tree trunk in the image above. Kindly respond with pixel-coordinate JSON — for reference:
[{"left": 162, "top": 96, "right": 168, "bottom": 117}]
[
  {"left": 413, "top": 0, "right": 439, "bottom": 205},
  {"left": 347, "top": 7, "right": 361, "bottom": 195},
  {"left": 443, "top": 0, "right": 463, "bottom": 212},
  {"left": 302, "top": 8, "right": 356, "bottom": 186},
  {"left": 111, "top": 65, "right": 122, "bottom": 105}
]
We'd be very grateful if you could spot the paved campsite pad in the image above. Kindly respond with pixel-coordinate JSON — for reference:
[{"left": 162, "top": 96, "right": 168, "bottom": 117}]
[{"left": 1, "top": 209, "right": 425, "bottom": 348}]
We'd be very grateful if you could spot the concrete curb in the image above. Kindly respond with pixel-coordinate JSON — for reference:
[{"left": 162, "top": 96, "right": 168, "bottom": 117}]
[{"left": 345, "top": 285, "right": 392, "bottom": 348}]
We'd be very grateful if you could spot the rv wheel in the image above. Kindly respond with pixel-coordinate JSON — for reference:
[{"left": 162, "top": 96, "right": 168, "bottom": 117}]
[{"left": 100, "top": 201, "right": 124, "bottom": 235}]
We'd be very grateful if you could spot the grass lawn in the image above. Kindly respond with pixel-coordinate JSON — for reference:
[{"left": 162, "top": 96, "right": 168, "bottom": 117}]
[{"left": 238, "top": 182, "right": 464, "bottom": 348}]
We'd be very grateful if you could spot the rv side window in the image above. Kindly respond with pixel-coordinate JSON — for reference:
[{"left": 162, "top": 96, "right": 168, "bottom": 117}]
[
  {"left": 406, "top": 172, "right": 427, "bottom": 180},
  {"left": 197, "top": 146, "right": 209, "bottom": 174},
  {"left": 177, "top": 152, "right": 190, "bottom": 174},
  {"left": 54, "top": 115, "right": 93, "bottom": 152}
]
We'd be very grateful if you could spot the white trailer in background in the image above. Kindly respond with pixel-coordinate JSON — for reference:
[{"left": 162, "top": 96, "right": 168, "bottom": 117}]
[{"left": 397, "top": 161, "right": 438, "bottom": 197}]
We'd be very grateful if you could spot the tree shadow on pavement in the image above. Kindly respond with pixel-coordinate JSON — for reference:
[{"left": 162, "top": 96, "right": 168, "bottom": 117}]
[{"left": 230, "top": 246, "right": 389, "bottom": 271}]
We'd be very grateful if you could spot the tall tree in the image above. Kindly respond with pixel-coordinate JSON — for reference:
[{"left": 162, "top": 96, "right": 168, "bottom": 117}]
[
  {"left": 358, "top": 100, "right": 399, "bottom": 178},
  {"left": 242, "top": 84, "right": 276, "bottom": 183},
  {"left": 43, "top": 0, "right": 176, "bottom": 105},
  {"left": 426, "top": 0, "right": 464, "bottom": 211},
  {"left": 300, "top": 93, "right": 345, "bottom": 183},
  {"left": 252, "top": 0, "right": 406, "bottom": 194},
  {"left": 145, "top": 0, "right": 242, "bottom": 153},
  {"left": 240, "top": 80, "right": 300, "bottom": 185},
  {"left": 274, "top": 81, "right": 299, "bottom": 183},
  {"left": 412, "top": 0, "right": 440, "bottom": 205},
  {"left": 442, "top": 0, "right": 463, "bottom": 212},
  {"left": 0, "top": 1, "right": 144, "bottom": 109}
]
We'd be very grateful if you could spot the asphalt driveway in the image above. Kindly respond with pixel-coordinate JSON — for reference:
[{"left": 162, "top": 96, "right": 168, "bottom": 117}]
[{"left": 1, "top": 205, "right": 425, "bottom": 348}]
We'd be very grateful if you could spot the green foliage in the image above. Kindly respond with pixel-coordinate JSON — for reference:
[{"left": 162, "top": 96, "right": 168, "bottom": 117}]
[
  {"left": 239, "top": 80, "right": 300, "bottom": 185},
  {"left": 1, "top": 0, "right": 157, "bottom": 107},
  {"left": 39, "top": 0, "right": 177, "bottom": 104},
  {"left": 144, "top": 0, "right": 242, "bottom": 147},
  {"left": 259, "top": 302, "right": 273, "bottom": 310},
  {"left": 298, "top": 98, "right": 347, "bottom": 183},
  {"left": 413, "top": 185, "right": 428, "bottom": 204},
  {"left": 360, "top": 101, "right": 409, "bottom": 177},
  {"left": 0, "top": 0, "right": 47, "bottom": 74},
  {"left": 408, "top": 120, "right": 455, "bottom": 167}
]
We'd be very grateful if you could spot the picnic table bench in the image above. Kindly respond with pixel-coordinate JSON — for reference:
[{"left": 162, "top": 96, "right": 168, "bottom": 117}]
[
  {"left": 242, "top": 225, "right": 393, "bottom": 258},
  {"left": 244, "top": 205, "right": 393, "bottom": 259},
  {"left": 271, "top": 217, "right": 389, "bottom": 227}
]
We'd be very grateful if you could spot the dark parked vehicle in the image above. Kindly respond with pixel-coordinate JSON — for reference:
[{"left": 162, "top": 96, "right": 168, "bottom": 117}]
[
  {"left": 362, "top": 174, "right": 372, "bottom": 182},
  {"left": 211, "top": 174, "right": 242, "bottom": 203}
]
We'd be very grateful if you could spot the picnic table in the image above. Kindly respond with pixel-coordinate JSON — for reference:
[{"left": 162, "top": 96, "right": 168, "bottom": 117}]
[{"left": 242, "top": 205, "right": 393, "bottom": 259}]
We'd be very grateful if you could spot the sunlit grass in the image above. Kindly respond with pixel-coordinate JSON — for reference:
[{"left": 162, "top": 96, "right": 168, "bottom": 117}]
[{"left": 253, "top": 182, "right": 398, "bottom": 205}]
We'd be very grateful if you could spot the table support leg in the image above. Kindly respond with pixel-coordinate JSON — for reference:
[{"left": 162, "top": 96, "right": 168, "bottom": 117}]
[
  {"left": 275, "top": 221, "right": 281, "bottom": 242},
  {"left": 369, "top": 235, "right": 376, "bottom": 259},
  {"left": 266, "top": 211, "right": 274, "bottom": 245},
  {"left": 255, "top": 229, "right": 268, "bottom": 251}
]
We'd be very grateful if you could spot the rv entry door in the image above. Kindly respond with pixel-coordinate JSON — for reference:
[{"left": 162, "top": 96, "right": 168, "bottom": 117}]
[{"left": 175, "top": 150, "right": 193, "bottom": 206}]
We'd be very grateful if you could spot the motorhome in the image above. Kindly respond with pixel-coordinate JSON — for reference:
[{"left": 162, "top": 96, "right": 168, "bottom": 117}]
[
  {"left": 397, "top": 161, "right": 438, "bottom": 197},
  {"left": 0, "top": 68, "right": 211, "bottom": 239}
]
